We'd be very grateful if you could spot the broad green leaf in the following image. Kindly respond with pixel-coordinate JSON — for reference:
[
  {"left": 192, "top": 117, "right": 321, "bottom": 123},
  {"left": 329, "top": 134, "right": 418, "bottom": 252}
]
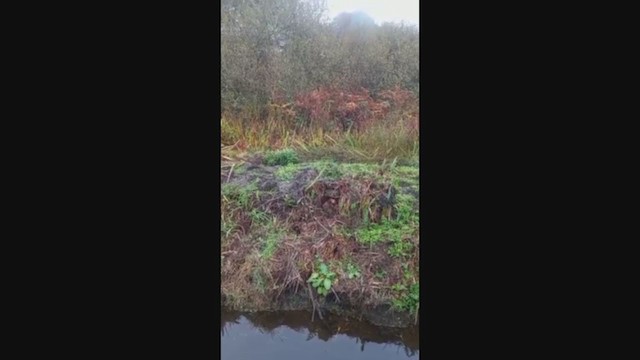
[{"left": 323, "top": 279, "right": 331, "bottom": 290}]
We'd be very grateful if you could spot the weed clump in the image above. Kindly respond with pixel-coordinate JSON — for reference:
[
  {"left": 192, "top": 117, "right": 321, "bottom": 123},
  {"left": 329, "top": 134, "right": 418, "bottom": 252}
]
[
  {"left": 392, "top": 282, "right": 419, "bottom": 313},
  {"left": 393, "top": 264, "right": 419, "bottom": 313},
  {"left": 275, "top": 163, "right": 304, "bottom": 180},
  {"left": 264, "top": 148, "right": 299, "bottom": 166},
  {"left": 345, "top": 262, "right": 361, "bottom": 279},
  {"left": 308, "top": 261, "right": 337, "bottom": 297},
  {"left": 222, "top": 181, "right": 259, "bottom": 209},
  {"left": 355, "top": 187, "right": 418, "bottom": 258}
]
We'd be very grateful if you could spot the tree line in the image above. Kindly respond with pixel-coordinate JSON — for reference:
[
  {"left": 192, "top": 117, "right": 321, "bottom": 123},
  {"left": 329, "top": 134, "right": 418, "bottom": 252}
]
[{"left": 221, "top": 0, "right": 419, "bottom": 117}]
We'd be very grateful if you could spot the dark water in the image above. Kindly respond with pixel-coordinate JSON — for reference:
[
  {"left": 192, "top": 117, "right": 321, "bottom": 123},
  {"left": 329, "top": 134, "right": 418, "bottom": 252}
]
[{"left": 221, "top": 309, "right": 419, "bottom": 359}]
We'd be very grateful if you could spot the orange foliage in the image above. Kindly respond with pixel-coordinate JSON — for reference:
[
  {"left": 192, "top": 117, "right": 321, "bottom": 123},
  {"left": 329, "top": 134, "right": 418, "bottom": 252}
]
[{"left": 271, "top": 86, "right": 418, "bottom": 132}]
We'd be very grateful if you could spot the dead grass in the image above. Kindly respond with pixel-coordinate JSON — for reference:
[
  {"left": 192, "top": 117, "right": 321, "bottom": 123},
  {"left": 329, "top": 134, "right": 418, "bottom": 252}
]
[
  {"left": 220, "top": 160, "right": 419, "bottom": 316},
  {"left": 221, "top": 118, "right": 418, "bottom": 165},
  {"left": 221, "top": 87, "right": 419, "bottom": 164}
]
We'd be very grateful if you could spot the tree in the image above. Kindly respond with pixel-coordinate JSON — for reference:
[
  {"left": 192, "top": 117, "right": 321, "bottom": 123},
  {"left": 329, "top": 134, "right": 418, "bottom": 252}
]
[{"left": 221, "top": 0, "right": 419, "bottom": 115}]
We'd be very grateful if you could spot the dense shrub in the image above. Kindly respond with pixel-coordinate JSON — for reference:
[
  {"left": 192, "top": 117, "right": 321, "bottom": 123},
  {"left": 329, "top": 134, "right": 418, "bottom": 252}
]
[
  {"left": 264, "top": 148, "right": 299, "bottom": 166},
  {"left": 290, "top": 86, "right": 417, "bottom": 132},
  {"left": 221, "top": 0, "right": 419, "bottom": 115}
]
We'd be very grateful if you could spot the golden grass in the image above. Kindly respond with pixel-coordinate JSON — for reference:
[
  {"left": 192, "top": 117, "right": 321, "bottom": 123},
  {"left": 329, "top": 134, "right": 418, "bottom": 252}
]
[{"left": 220, "top": 112, "right": 419, "bottom": 165}]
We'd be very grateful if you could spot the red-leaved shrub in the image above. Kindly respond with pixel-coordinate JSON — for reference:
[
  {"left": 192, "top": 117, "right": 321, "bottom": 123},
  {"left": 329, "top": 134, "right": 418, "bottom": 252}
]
[{"left": 284, "top": 86, "right": 416, "bottom": 132}]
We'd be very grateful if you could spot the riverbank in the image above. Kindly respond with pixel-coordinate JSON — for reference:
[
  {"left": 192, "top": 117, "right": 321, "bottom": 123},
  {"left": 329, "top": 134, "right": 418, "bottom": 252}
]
[{"left": 221, "top": 149, "right": 419, "bottom": 327}]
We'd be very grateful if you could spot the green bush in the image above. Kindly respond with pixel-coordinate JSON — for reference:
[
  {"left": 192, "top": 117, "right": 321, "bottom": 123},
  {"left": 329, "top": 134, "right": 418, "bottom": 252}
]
[
  {"left": 392, "top": 282, "right": 419, "bottom": 313},
  {"left": 264, "top": 148, "right": 299, "bottom": 166},
  {"left": 307, "top": 261, "right": 336, "bottom": 296}
]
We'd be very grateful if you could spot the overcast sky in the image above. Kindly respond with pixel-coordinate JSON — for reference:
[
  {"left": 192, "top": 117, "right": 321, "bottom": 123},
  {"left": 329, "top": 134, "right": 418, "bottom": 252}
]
[{"left": 325, "top": 0, "right": 419, "bottom": 27}]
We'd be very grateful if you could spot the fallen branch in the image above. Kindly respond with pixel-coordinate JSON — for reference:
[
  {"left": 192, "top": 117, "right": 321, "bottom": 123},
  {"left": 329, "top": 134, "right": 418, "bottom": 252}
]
[
  {"left": 305, "top": 167, "right": 325, "bottom": 192},
  {"left": 312, "top": 233, "right": 332, "bottom": 249},
  {"left": 331, "top": 288, "right": 341, "bottom": 303},
  {"left": 307, "top": 283, "right": 323, "bottom": 321},
  {"left": 314, "top": 217, "right": 331, "bottom": 235},
  {"left": 226, "top": 163, "right": 235, "bottom": 183}
]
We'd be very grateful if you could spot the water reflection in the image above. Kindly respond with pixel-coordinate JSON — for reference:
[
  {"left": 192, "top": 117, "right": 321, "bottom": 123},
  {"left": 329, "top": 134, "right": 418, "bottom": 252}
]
[{"left": 222, "top": 309, "right": 419, "bottom": 359}]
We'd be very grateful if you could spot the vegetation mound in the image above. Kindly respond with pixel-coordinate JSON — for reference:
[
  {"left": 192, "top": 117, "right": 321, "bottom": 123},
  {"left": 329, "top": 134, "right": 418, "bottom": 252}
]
[{"left": 221, "top": 157, "right": 419, "bottom": 325}]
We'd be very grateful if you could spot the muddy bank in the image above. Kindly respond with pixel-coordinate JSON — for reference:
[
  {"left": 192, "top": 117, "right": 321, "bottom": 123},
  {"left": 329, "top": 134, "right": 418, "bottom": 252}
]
[
  {"left": 222, "top": 291, "right": 417, "bottom": 328},
  {"left": 221, "top": 155, "right": 419, "bottom": 328}
]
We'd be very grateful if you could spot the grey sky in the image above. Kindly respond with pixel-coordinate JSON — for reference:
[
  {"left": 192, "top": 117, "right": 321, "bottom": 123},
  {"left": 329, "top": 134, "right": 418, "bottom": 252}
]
[{"left": 325, "top": 0, "right": 419, "bottom": 27}]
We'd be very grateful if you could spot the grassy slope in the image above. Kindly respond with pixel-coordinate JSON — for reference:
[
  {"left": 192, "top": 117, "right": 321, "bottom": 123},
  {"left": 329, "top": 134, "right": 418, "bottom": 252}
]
[{"left": 221, "top": 150, "right": 419, "bottom": 318}]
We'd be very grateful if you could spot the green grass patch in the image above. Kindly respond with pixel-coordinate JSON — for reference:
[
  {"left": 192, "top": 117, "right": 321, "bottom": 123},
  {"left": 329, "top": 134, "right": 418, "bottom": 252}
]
[
  {"left": 340, "top": 163, "right": 379, "bottom": 177},
  {"left": 222, "top": 181, "right": 259, "bottom": 209},
  {"left": 259, "top": 225, "right": 284, "bottom": 260},
  {"left": 388, "top": 238, "right": 414, "bottom": 258},
  {"left": 221, "top": 215, "right": 236, "bottom": 238},
  {"left": 391, "top": 263, "right": 419, "bottom": 313},
  {"left": 392, "top": 165, "right": 419, "bottom": 179},
  {"left": 274, "top": 163, "right": 305, "bottom": 180},
  {"left": 307, "top": 160, "right": 343, "bottom": 179},
  {"left": 345, "top": 262, "right": 361, "bottom": 279},
  {"left": 252, "top": 268, "right": 267, "bottom": 294},
  {"left": 269, "top": 160, "right": 418, "bottom": 186},
  {"left": 233, "top": 164, "right": 248, "bottom": 175},
  {"left": 394, "top": 193, "right": 419, "bottom": 222},
  {"left": 355, "top": 190, "right": 418, "bottom": 257},
  {"left": 249, "top": 209, "right": 271, "bottom": 226},
  {"left": 374, "top": 269, "right": 387, "bottom": 280},
  {"left": 391, "top": 282, "right": 419, "bottom": 313},
  {"left": 355, "top": 219, "right": 416, "bottom": 257},
  {"left": 390, "top": 166, "right": 419, "bottom": 188},
  {"left": 356, "top": 221, "right": 406, "bottom": 245},
  {"left": 264, "top": 148, "right": 299, "bottom": 166}
]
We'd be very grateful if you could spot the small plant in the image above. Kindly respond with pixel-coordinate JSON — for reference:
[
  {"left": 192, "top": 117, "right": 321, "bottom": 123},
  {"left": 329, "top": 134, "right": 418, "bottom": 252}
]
[
  {"left": 284, "top": 195, "right": 297, "bottom": 207},
  {"left": 249, "top": 209, "right": 270, "bottom": 225},
  {"left": 221, "top": 215, "right": 236, "bottom": 238},
  {"left": 356, "top": 219, "right": 413, "bottom": 246},
  {"left": 355, "top": 189, "right": 418, "bottom": 257},
  {"left": 260, "top": 221, "right": 283, "bottom": 260},
  {"left": 392, "top": 282, "right": 419, "bottom": 313},
  {"left": 388, "top": 238, "right": 414, "bottom": 258},
  {"left": 222, "top": 181, "right": 259, "bottom": 209},
  {"left": 341, "top": 163, "right": 378, "bottom": 177},
  {"left": 346, "top": 263, "right": 361, "bottom": 279},
  {"left": 402, "top": 263, "right": 413, "bottom": 281},
  {"left": 374, "top": 269, "right": 387, "bottom": 279},
  {"left": 391, "top": 262, "right": 419, "bottom": 314},
  {"left": 324, "top": 162, "right": 343, "bottom": 179},
  {"left": 252, "top": 268, "right": 266, "bottom": 294},
  {"left": 264, "top": 148, "right": 299, "bottom": 166},
  {"left": 275, "top": 163, "right": 303, "bottom": 180},
  {"left": 394, "top": 193, "right": 418, "bottom": 223},
  {"left": 308, "top": 261, "right": 336, "bottom": 296},
  {"left": 232, "top": 164, "right": 247, "bottom": 175}
]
